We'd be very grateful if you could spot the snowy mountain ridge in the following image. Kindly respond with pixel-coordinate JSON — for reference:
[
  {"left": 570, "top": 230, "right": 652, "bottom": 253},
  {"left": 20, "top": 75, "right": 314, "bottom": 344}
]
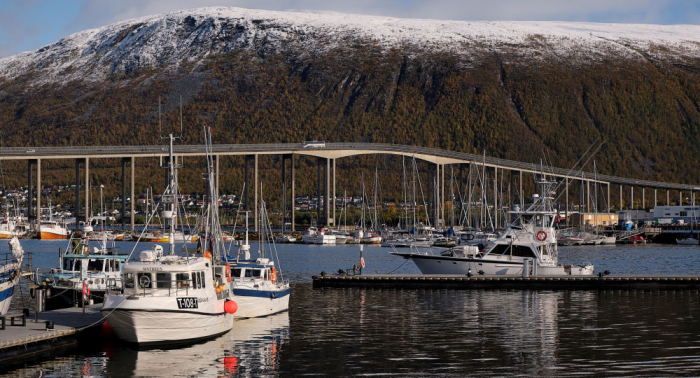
[{"left": 1, "top": 6, "right": 700, "bottom": 85}]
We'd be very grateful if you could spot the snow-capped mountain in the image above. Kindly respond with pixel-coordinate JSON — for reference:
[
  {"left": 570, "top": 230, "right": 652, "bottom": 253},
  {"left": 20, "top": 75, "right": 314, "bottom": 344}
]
[{"left": 1, "top": 7, "right": 699, "bottom": 85}]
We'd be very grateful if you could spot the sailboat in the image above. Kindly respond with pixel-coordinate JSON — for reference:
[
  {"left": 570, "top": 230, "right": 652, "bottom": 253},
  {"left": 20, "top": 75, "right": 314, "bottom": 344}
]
[
  {"left": 101, "top": 129, "right": 237, "bottom": 345},
  {"left": 0, "top": 238, "right": 25, "bottom": 316},
  {"left": 228, "top": 188, "right": 290, "bottom": 318}
]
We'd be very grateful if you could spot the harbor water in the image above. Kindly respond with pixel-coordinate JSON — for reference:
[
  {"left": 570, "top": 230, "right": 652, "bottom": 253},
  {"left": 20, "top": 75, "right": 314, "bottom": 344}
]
[{"left": 3, "top": 240, "right": 700, "bottom": 376}]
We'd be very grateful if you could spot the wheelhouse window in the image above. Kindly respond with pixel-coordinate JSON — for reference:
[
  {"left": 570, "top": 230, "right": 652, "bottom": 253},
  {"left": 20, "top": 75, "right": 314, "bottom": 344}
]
[
  {"left": 63, "top": 258, "right": 74, "bottom": 271},
  {"left": 244, "top": 269, "right": 262, "bottom": 278},
  {"left": 232, "top": 268, "right": 242, "bottom": 278},
  {"left": 490, "top": 244, "right": 537, "bottom": 258},
  {"left": 199, "top": 272, "right": 205, "bottom": 288},
  {"left": 176, "top": 273, "right": 190, "bottom": 288},
  {"left": 88, "top": 259, "right": 104, "bottom": 272},
  {"left": 156, "top": 273, "right": 172, "bottom": 289},
  {"left": 137, "top": 273, "right": 153, "bottom": 289},
  {"left": 125, "top": 273, "right": 135, "bottom": 288}
]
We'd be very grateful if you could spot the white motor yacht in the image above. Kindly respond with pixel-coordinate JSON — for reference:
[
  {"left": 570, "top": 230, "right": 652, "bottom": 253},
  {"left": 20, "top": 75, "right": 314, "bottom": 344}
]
[{"left": 392, "top": 173, "right": 594, "bottom": 276}]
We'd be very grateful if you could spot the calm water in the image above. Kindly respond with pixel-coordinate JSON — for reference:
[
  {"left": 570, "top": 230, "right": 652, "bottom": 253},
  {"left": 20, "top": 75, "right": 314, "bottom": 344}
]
[{"left": 2, "top": 240, "right": 700, "bottom": 376}]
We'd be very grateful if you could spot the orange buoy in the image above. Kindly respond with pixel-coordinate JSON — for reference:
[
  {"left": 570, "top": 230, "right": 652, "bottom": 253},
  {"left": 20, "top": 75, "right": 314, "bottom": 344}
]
[
  {"left": 224, "top": 300, "right": 238, "bottom": 314},
  {"left": 225, "top": 263, "right": 231, "bottom": 282},
  {"left": 204, "top": 251, "right": 212, "bottom": 259}
]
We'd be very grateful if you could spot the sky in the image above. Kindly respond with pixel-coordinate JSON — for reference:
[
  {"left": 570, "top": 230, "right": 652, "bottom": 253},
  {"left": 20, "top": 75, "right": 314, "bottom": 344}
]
[{"left": 1, "top": 0, "right": 699, "bottom": 58}]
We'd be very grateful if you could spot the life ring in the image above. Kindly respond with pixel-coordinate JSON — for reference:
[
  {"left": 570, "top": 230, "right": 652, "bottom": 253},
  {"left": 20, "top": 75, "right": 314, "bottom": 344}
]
[
  {"left": 537, "top": 230, "right": 547, "bottom": 241},
  {"left": 139, "top": 275, "right": 151, "bottom": 288},
  {"left": 225, "top": 263, "right": 231, "bottom": 282},
  {"left": 270, "top": 267, "right": 277, "bottom": 284}
]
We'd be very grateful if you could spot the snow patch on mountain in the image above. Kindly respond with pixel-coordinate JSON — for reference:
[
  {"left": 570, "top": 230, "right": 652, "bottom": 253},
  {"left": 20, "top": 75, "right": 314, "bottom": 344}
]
[{"left": 1, "top": 7, "right": 699, "bottom": 85}]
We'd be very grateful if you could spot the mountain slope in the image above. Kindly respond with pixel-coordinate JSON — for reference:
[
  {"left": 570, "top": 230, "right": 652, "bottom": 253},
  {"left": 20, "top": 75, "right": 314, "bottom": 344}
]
[{"left": 0, "top": 7, "right": 699, "bottom": 195}]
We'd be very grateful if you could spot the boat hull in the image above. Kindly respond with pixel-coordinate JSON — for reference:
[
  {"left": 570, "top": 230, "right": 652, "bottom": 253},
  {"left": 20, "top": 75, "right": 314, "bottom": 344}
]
[
  {"left": 102, "top": 308, "right": 233, "bottom": 345},
  {"left": 393, "top": 253, "right": 594, "bottom": 276},
  {"left": 39, "top": 231, "right": 69, "bottom": 240},
  {"left": 0, "top": 279, "right": 19, "bottom": 316},
  {"left": 232, "top": 288, "right": 291, "bottom": 318}
]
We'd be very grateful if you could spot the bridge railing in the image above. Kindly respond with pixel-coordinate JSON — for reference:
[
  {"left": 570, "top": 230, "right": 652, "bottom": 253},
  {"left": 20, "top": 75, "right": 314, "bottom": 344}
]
[{"left": 1, "top": 142, "right": 696, "bottom": 191}]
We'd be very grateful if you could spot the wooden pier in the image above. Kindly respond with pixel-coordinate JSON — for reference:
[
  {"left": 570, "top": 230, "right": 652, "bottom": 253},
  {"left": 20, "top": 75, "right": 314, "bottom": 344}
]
[
  {"left": 312, "top": 274, "right": 700, "bottom": 290},
  {"left": 0, "top": 305, "right": 104, "bottom": 363}
]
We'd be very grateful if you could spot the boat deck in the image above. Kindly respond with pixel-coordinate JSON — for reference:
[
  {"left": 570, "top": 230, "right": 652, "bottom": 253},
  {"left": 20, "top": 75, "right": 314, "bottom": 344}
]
[
  {"left": 312, "top": 274, "right": 700, "bottom": 290},
  {"left": 0, "top": 304, "right": 103, "bottom": 362}
]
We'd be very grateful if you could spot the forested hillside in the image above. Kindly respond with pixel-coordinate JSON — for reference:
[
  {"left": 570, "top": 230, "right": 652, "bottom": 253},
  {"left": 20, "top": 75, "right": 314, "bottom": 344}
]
[{"left": 0, "top": 7, "right": 699, "bottom": 202}]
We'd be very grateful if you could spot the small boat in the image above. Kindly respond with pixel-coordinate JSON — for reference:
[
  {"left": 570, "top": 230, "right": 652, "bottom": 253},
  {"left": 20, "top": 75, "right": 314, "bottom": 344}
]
[
  {"left": 0, "top": 217, "right": 27, "bottom": 239},
  {"left": 360, "top": 230, "right": 382, "bottom": 244},
  {"left": 392, "top": 171, "right": 594, "bottom": 276},
  {"left": 39, "top": 220, "right": 71, "bottom": 239},
  {"left": 228, "top": 192, "right": 290, "bottom": 319},
  {"left": 302, "top": 227, "right": 336, "bottom": 244},
  {"left": 677, "top": 237, "right": 698, "bottom": 245},
  {"left": 36, "top": 231, "right": 128, "bottom": 310},
  {"left": 102, "top": 130, "right": 237, "bottom": 345},
  {"left": 0, "top": 237, "right": 25, "bottom": 316},
  {"left": 275, "top": 234, "right": 297, "bottom": 243}
]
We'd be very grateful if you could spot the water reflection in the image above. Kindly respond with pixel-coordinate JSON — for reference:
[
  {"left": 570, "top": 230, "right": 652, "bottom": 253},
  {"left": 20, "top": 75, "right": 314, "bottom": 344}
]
[{"left": 108, "top": 312, "right": 289, "bottom": 377}]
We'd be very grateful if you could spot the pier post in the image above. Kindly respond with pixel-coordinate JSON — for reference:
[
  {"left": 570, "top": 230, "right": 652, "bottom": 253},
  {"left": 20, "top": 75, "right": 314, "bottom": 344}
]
[
  {"left": 332, "top": 158, "right": 336, "bottom": 227},
  {"left": 85, "top": 158, "right": 90, "bottom": 224},
  {"left": 519, "top": 170, "right": 523, "bottom": 209},
  {"left": 27, "top": 161, "right": 33, "bottom": 228},
  {"left": 586, "top": 180, "right": 590, "bottom": 214},
  {"left": 654, "top": 189, "right": 657, "bottom": 208},
  {"left": 282, "top": 155, "right": 287, "bottom": 232},
  {"left": 667, "top": 190, "right": 669, "bottom": 206},
  {"left": 244, "top": 156, "right": 250, "bottom": 215},
  {"left": 679, "top": 190, "right": 683, "bottom": 206},
  {"left": 75, "top": 159, "right": 81, "bottom": 221},
  {"left": 215, "top": 155, "right": 219, "bottom": 205},
  {"left": 326, "top": 158, "right": 331, "bottom": 226},
  {"left": 131, "top": 157, "right": 135, "bottom": 231},
  {"left": 441, "top": 163, "right": 445, "bottom": 228},
  {"left": 428, "top": 166, "right": 433, "bottom": 227},
  {"left": 631, "top": 187, "right": 634, "bottom": 210},
  {"left": 493, "top": 167, "right": 497, "bottom": 230},
  {"left": 254, "top": 154, "right": 258, "bottom": 232},
  {"left": 565, "top": 178, "right": 569, "bottom": 226},
  {"left": 642, "top": 188, "right": 645, "bottom": 210},
  {"left": 291, "top": 154, "right": 295, "bottom": 232},
  {"left": 121, "top": 158, "right": 128, "bottom": 229},
  {"left": 36, "top": 159, "right": 41, "bottom": 228},
  {"left": 607, "top": 183, "right": 610, "bottom": 213},
  {"left": 619, "top": 185, "right": 623, "bottom": 210},
  {"left": 317, "top": 157, "right": 322, "bottom": 225}
]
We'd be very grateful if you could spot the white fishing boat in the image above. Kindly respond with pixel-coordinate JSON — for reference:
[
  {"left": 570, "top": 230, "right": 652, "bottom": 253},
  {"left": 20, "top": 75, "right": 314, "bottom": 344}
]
[
  {"left": 101, "top": 130, "right": 237, "bottom": 345},
  {"left": 0, "top": 237, "right": 24, "bottom": 316},
  {"left": 36, "top": 231, "right": 128, "bottom": 310},
  {"left": 302, "top": 227, "right": 336, "bottom": 244},
  {"left": 392, "top": 170, "right": 594, "bottom": 276},
  {"left": 228, "top": 190, "right": 290, "bottom": 319},
  {"left": 0, "top": 216, "right": 27, "bottom": 239}
]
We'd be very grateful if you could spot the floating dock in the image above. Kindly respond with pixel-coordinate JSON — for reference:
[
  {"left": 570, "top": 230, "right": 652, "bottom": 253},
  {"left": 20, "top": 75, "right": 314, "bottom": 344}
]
[
  {"left": 312, "top": 274, "right": 700, "bottom": 290},
  {"left": 0, "top": 305, "right": 104, "bottom": 363}
]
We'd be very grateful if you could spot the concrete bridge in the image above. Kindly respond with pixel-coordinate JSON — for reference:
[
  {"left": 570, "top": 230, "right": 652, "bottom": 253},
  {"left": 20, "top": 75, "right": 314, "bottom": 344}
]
[{"left": 1, "top": 142, "right": 697, "bottom": 231}]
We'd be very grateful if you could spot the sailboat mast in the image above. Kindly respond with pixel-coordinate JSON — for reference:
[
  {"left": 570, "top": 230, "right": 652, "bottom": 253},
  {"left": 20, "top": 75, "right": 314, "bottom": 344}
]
[{"left": 168, "top": 134, "right": 176, "bottom": 255}]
